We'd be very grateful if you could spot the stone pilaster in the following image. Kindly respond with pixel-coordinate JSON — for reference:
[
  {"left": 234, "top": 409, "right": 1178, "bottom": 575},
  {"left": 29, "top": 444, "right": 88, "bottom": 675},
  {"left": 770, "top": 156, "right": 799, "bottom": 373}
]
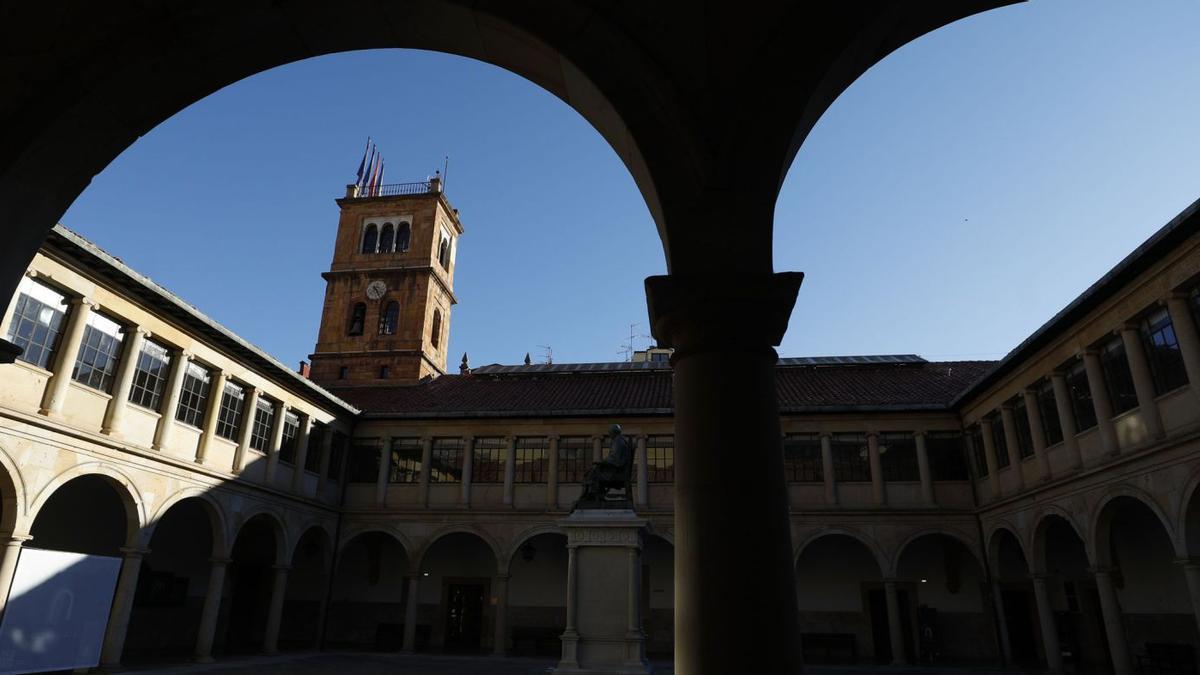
[
  {"left": 1120, "top": 324, "right": 1164, "bottom": 439},
  {"left": 1093, "top": 568, "right": 1132, "bottom": 675},
  {"left": 999, "top": 405, "right": 1025, "bottom": 490},
  {"left": 1082, "top": 351, "right": 1119, "bottom": 456},
  {"left": 461, "top": 436, "right": 475, "bottom": 507},
  {"left": 492, "top": 573, "right": 510, "bottom": 655},
  {"left": 1166, "top": 294, "right": 1200, "bottom": 403},
  {"left": 547, "top": 435, "right": 560, "bottom": 509},
  {"left": 914, "top": 431, "right": 935, "bottom": 505},
  {"left": 263, "top": 400, "right": 286, "bottom": 485},
  {"left": 100, "top": 546, "right": 149, "bottom": 666},
  {"left": 1050, "top": 371, "right": 1083, "bottom": 470},
  {"left": 290, "top": 414, "right": 313, "bottom": 493},
  {"left": 635, "top": 434, "right": 648, "bottom": 507},
  {"left": 153, "top": 349, "right": 192, "bottom": 451},
  {"left": 419, "top": 436, "right": 433, "bottom": 508},
  {"left": 232, "top": 385, "right": 260, "bottom": 474},
  {"left": 101, "top": 326, "right": 147, "bottom": 436},
  {"left": 1022, "top": 388, "right": 1051, "bottom": 481},
  {"left": 262, "top": 564, "right": 290, "bottom": 654},
  {"left": 884, "top": 578, "right": 907, "bottom": 664},
  {"left": 979, "top": 417, "right": 1001, "bottom": 498},
  {"left": 375, "top": 439, "right": 390, "bottom": 507},
  {"left": 820, "top": 433, "right": 837, "bottom": 505},
  {"left": 0, "top": 535, "right": 32, "bottom": 620},
  {"left": 867, "top": 432, "right": 884, "bottom": 505},
  {"left": 1031, "top": 574, "right": 1063, "bottom": 674},
  {"left": 194, "top": 557, "right": 230, "bottom": 662},
  {"left": 39, "top": 296, "right": 93, "bottom": 416},
  {"left": 402, "top": 573, "right": 420, "bottom": 652},
  {"left": 503, "top": 437, "right": 516, "bottom": 506}
]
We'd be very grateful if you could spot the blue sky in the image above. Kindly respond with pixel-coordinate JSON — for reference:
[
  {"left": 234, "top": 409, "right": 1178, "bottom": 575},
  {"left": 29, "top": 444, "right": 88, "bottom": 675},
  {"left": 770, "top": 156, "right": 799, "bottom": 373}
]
[{"left": 63, "top": 1, "right": 1200, "bottom": 370}]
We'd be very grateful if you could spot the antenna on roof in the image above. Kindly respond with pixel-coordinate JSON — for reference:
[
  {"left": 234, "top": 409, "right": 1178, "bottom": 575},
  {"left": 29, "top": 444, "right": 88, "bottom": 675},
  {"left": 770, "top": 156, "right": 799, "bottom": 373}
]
[
  {"left": 442, "top": 156, "right": 449, "bottom": 192},
  {"left": 538, "top": 345, "right": 554, "bottom": 365}
]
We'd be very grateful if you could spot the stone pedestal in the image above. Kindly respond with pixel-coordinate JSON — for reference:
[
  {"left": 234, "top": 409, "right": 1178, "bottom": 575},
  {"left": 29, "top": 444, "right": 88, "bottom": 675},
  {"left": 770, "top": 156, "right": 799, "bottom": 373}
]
[{"left": 555, "top": 509, "right": 652, "bottom": 674}]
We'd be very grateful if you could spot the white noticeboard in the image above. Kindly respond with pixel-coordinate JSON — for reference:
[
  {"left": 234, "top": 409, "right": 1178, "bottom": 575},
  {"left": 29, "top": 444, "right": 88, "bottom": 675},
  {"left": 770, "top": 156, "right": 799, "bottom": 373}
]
[{"left": 0, "top": 547, "right": 122, "bottom": 674}]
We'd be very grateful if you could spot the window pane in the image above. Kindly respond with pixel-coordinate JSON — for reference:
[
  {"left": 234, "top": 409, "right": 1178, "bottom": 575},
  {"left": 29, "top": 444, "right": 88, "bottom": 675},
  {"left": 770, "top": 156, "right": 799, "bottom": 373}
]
[
  {"left": 472, "top": 438, "right": 504, "bottom": 483},
  {"left": 1037, "top": 381, "right": 1063, "bottom": 446},
  {"left": 879, "top": 432, "right": 919, "bottom": 481},
  {"left": 215, "top": 382, "right": 245, "bottom": 440},
  {"left": 71, "top": 312, "right": 124, "bottom": 393},
  {"left": 1142, "top": 308, "right": 1188, "bottom": 394},
  {"left": 968, "top": 426, "right": 988, "bottom": 477},
  {"left": 1067, "top": 362, "right": 1097, "bottom": 430},
  {"left": 514, "top": 437, "right": 548, "bottom": 483},
  {"left": 305, "top": 424, "right": 323, "bottom": 472},
  {"left": 782, "top": 433, "right": 822, "bottom": 483},
  {"left": 928, "top": 432, "right": 969, "bottom": 481},
  {"left": 278, "top": 412, "right": 300, "bottom": 464},
  {"left": 6, "top": 278, "right": 68, "bottom": 370},
  {"left": 249, "top": 398, "right": 274, "bottom": 452},
  {"left": 1012, "top": 401, "right": 1034, "bottom": 459},
  {"left": 389, "top": 438, "right": 422, "bottom": 483},
  {"left": 646, "top": 435, "right": 674, "bottom": 483},
  {"left": 175, "top": 362, "right": 211, "bottom": 427},
  {"left": 128, "top": 339, "right": 171, "bottom": 410},
  {"left": 989, "top": 415, "right": 1010, "bottom": 469},
  {"left": 830, "top": 433, "right": 870, "bottom": 482},
  {"left": 327, "top": 432, "right": 348, "bottom": 481},
  {"left": 558, "top": 437, "right": 591, "bottom": 483},
  {"left": 348, "top": 303, "right": 365, "bottom": 336},
  {"left": 1100, "top": 338, "right": 1138, "bottom": 415},
  {"left": 431, "top": 438, "right": 464, "bottom": 483},
  {"left": 347, "top": 438, "right": 381, "bottom": 483}
]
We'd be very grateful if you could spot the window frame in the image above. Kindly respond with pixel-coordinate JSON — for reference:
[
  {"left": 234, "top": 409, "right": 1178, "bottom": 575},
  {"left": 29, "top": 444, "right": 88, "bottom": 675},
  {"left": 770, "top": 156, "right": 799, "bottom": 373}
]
[
  {"left": 347, "top": 303, "right": 366, "bottom": 336},
  {"left": 128, "top": 338, "right": 172, "bottom": 411},
  {"left": 879, "top": 432, "right": 919, "bottom": 482},
  {"left": 1067, "top": 360, "right": 1098, "bottom": 431},
  {"left": 71, "top": 311, "right": 125, "bottom": 393},
  {"left": 5, "top": 277, "right": 69, "bottom": 370},
  {"left": 645, "top": 435, "right": 674, "bottom": 483},
  {"left": 379, "top": 301, "right": 399, "bottom": 335},
  {"left": 214, "top": 381, "right": 246, "bottom": 441},
  {"left": 389, "top": 437, "right": 422, "bottom": 483},
  {"left": 557, "top": 436, "right": 591, "bottom": 483},
  {"left": 1141, "top": 307, "right": 1188, "bottom": 395},
  {"left": 829, "top": 433, "right": 871, "bottom": 483},
  {"left": 430, "top": 437, "right": 464, "bottom": 483},
  {"left": 361, "top": 223, "right": 378, "bottom": 254},
  {"left": 782, "top": 433, "right": 822, "bottom": 483},
  {"left": 472, "top": 437, "right": 505, "bottom": 484},
  {"left": 1099, "top": 338, "right": 1138, "bottom": 415},
  {"left": 249, "top": 398, "right": 275, "bottom": 453},
  {"left": 1036, "top": 380, "right": 1063, "bottom": 446},
  {"left": 514, "top": 437, "right": 549, "bottom": 483}
]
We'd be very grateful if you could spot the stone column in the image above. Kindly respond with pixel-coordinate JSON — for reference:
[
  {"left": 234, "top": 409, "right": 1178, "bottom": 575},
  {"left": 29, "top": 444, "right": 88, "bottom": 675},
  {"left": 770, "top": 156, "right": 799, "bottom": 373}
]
[
  {"left": 461, "top": 436, "right": 475, "bottom": 507},
  {"left": 991, "top": 581, "right": 1013, "bottom": 663},
  {"left": 492, "top": 573, "right": 510, "bottom": 656},
  {"left": 402, "top": 573, "right": 420, "bottom": 652},
  {"left": 1022, "top": 388, "right": 1052, "bottom": 481},
  {"left": 100, "top": 326, "right": 147, "bottom": 436},
  {"left": 196, "top": 369, "right": 226, "bottom": 466},
  {"left": 262, "top": 564, "right": 290, "bottom": 654},
  {"left": 1175, "top": 559, "right": 1200, "bottom": 642},
  {"left": 636, "top": 434, "right": 649, "bottom": 507},
  {"left": 884, "top": 578, "right": 907, "bottom": 664},
  {"left": 194, "top": 557, "right": 229, "bottom": 662},
  {"left": 263, "top": 400, "right": 286, "bottom": 485},
  {"left": 559, "top": 544, "right": 581, "bottom": 668},
  {"left": 547, "top": 435, "right": 560, "bottom": 509},
  {"left": 100, "top": 546, "right": 148, "bottom": 666},
  {"left": 626, "top": 546, "right": 642, "bottom": 639},
  {"left": 1093, "top": 568, "right": 1133, "bottom": 675},
  {"left": 1050, "top": 371, "right": 1083, "bottom": 470},
  {"left": 1120, "top": 325, "right": 1164, "bottom": 439},
  {"left": 290, "top": 414, "right": 313, "bottom": 493},
  {"left": 914, "top": 431, "right": 935, "bottom": 505},
  {"left": 232, "top": 385, "right": 260, "bottom": 474},
  {"left": 314, "top": 426, "right": 334, "bottom": 499},
  {"left": 1166, "top": 294, "right": 1200, "bottom": 401},
  {"left": 1031, "top": 574, "right": 1063, "bottom": 674},
  {"left": 999, "top": 405, "right": 1026, "bottom": 489},
  {"left": 0, "top": 535, "right": 31, "bottom": 620},
  {"left": 820, "top": 433, "right": 837, "bottom": 505},
  {"left": 419, "top": 436, "right": 433, "bottom": 508},
  {"left": 1082, "top": 351, "right": 1120, "bottom": 455},
  {"left": 867, "top": 432, "right": 885, "bottom": 505},
  {"left": 39, "top": 296, "right": 93, "bottom": 416},
  {"left": 644, "top": 272, "right": 801, "bottom": 675},
  {"left": 152, "top": 349, "right": 191, "bottom": 451},
  {"left": 980, "top": 417, "right": 1002, "bottom": 498},
  {"left": 375, "top": 440, "right": 390, "bottom": 507},
  {"left": 592, "top": 435, "right": 603, "bottom": 463},
  {"left": 503, "top": 437, "right": 516, "bottom": 506}
]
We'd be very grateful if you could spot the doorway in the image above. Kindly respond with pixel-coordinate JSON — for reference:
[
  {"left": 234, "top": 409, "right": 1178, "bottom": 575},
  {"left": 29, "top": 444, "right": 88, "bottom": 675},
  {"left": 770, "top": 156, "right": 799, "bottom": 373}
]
[{"left": 443, "top": 583, "right": 484, "bottom": 652}]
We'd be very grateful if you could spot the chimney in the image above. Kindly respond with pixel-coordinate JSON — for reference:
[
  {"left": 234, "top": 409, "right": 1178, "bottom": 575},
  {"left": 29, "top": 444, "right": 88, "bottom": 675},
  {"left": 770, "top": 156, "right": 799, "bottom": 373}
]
[{"left": 298, "top": 360, "right": 311, "bottom": 379}]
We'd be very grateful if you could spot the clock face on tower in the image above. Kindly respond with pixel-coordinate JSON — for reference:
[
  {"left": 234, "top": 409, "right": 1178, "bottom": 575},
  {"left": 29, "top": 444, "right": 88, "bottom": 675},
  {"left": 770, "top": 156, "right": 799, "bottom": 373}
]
[{"left": 366, "top": 280, "right": 387, "bottom": 300}]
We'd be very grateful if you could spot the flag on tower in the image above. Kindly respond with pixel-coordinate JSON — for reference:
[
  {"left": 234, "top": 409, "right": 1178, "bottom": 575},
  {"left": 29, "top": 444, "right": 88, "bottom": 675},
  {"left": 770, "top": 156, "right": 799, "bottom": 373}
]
[{"left": 355, "top": 136, "right": 371, "bottom": 187}]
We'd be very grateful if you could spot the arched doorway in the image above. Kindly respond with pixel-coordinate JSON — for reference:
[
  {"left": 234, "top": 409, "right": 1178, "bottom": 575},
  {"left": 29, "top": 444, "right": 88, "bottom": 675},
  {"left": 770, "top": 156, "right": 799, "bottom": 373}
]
[
  {"left": 280, "top": 526, "right": 331, "bottom": 650},
  {"left": 794, "top": 533, "right": 884, "bottom": 664},
  {"left": 327, "top": 530, "right": 412, "bottom": 650},
  {"left": 122, "top": 497, "right": 223, "bottom": 663},
  {"left": 989, "top": 527, "right": 1038, "bottom": 666},
  {"left": 219, "top": 513, "right": 285, "bottom": 654},
  {"left": 1093, "top": 495, "right": 1192, "bottom": 673},
  {"left": 507, "top": 531, "right": 567, "bottom": 657},
  {"left": 418, "top": 531, "right": 499, "bottom": 654},
  {"left": 1033, "top": 513, "right": 1099, "bottom": 672},
  {"left": 894, "top": 532, "right": 990, "bottom": 666}
]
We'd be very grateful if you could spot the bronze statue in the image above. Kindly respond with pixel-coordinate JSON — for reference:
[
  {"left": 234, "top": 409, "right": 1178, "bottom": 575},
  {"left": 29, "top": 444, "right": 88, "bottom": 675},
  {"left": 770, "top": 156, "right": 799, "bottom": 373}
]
[{"left": 572, "top": 424, "right": 636, "bottom": 511}]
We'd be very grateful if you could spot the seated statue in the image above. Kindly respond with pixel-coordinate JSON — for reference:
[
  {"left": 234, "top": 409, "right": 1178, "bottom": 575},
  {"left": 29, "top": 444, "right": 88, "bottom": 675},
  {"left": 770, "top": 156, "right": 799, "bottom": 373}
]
[{"left": 572, "top": 424, "right": 636, "bottom": 511}]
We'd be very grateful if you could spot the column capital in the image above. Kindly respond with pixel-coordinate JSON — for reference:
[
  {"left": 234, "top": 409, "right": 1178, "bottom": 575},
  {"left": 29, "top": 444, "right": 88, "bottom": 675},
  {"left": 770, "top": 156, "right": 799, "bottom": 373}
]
[
  {"left": 123, "top": 325, "right": 151, "bottom": 338},
  {"left": 1000, "top": 402, "right": 1015, "bottom": 412},
  {"left": 1029, "top": 572, "right": 1053, "bottom": 581},
  {"left": 644, "top": 272, "right": 804, "bottom": 360},
  {"left": 5, "top": 534, "right": 33, "bottom": 545},
  {"left": 209, "top": 557, "right": 233, "bottom": 566},
  {"left": 272, "top": 564, "right": 292, "bottom": 572},
  {"left": 1079, "top": 348, "right": 1101, "bottom": 358},
  {"left": 119, "top": 546, "right": 150, "bottom": 559},
  {"left": 882, "top": 577, "right": 899, "bottom": 586},
  {"left": 819, "top": 431, "right": 833, "bottom": 439},
  {"left": 1050, "top": 368, "right": 1069, "bottom": 379},
  {"left": 546, "top": 434, "right": 560, "bottom": 441},
  {"left": 179, "top": 349, "right": 195, "bottom": 361},
  {"left": 1088, "top": 566, "right": 1119, "bottom": 577},
  {"left": 1175, "top": 558, "right": 1200, "bottom": 569},
  {"left": 865, "top": 431, "right": 878, "bottom": 439},
  {"left": 71, "top": 296, "right": 97, "bottom": 310},
  {"left": 1118, "top": 322, "right": 1141, "bottom": 334},
  {"left": 912, "top": 430, "right": 927, "bottom": 438},
  {"left": 1167, "top": 290, "right": 1192, "bottom": 302},
  {"left": 493, "top": 573, "right": 511, "bottom": 581}
]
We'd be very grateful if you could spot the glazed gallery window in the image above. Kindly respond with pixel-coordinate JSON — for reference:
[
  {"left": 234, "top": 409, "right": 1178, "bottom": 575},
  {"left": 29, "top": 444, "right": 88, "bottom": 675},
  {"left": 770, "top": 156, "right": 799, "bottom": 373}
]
[
  {"left": 175, "top": 362, "right": 211, "bottom": 428},
  {"left": 128, "top": 339, "right": 172, "bottom": 410},
  {"left": 1100, "top": 338, "right": 1138, "bottom": 415},
  {"left": 389, "top": 438, "right": 422, "bottom": 483},
  {"left": 782, "top": 433, "right": 822, "bottom": 483},
  {"left": 1012, "top": 400, "right": 1034, "bottom": 459},
  {"left": 327, "top": 432, "right": 347, "bottom": 481},
  {"left": 431, "top": 437, "right": 464, "bottom": 483},
  {"left": 1036, "top": 380, "right": 1063, "bottom": 446},
  {"left": 1142, "top": 308, "right": 1188, "bottom": 394},
  {"left": 5, "top": 277, "right": 68, "bottom": 370},
  {"left": 379, "top": 301, "right": 399, "bottom": 335},
  {"left": 989, "top": 414, "right": 1010, "bottom": 469},
  {"left": 1067, "top": 361, "right": 1098, "bottom": 431},
  {"left": 278, "top": 412, "right": 300, "bottom": 464},
  {"left": 71, "top": 312, "right": 124, "bottom": 393},
  {"left": 347, "top": 303, "right": 366, "bottom": 336},
  {"left": 558, "top": 437, "right": 591, "bottom": 483},
  {"left": 305, "top": 423, "right": 323, "bottom": 472},
  {"left": 249, "top": 398, "right": 275, "bottom": 452},
  {"left": 927, "top": 432, "right": 969, "bottom": 481},
  {"left": 347, "top": 439, "right": 382, "bottom": 483},
  {"left": 514, "top": 437, "right": 549, "bottom": 483},
  {"left": 646, "top": 435, "right": 674, "bottom": 483},
  {"left": 214, "top": 381, "right": 245, "bottom": 440},
  {"left": 879, "top": 432, "right": 919, "bottom": 482},
  {"left": 830, "top": 433, "right": 870, "bottom": 482},
  {"left": 968, "top": 425, "right": 988, "bottom": 477},
  {"left": 472, "top": 437, "right": 504, "bottom": 483}
]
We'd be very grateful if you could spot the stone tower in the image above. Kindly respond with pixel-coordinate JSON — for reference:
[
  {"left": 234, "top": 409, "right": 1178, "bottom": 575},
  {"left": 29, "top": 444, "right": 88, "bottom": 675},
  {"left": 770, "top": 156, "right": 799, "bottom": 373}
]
[{"left": 309, "top": 176, "right": 462, "bottom": 386}]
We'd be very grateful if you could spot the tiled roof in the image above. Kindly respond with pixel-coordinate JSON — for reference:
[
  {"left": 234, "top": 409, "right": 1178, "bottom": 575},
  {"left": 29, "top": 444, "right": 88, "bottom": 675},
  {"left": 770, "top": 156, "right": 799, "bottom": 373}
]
[{"left": 331, "top": 360, "right": 995, "bottom": 419}]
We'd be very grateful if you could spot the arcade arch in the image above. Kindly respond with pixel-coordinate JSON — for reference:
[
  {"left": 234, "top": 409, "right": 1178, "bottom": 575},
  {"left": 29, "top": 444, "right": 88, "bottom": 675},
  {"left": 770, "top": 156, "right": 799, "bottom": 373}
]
[
  {"left": 894, "top": 532, "right": 990, "bottom": 665},
  {"left": 794, "top": 533, "right": 884, "bottom": 664},
  {"left": 327, "top": 530, "right": 413, "bottom": 650}
]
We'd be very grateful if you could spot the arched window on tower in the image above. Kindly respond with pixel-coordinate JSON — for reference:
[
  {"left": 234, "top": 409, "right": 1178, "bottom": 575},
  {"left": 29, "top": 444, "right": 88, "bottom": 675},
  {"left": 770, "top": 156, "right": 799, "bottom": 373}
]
[
  {"left": 361, "top": 224, "right": 378, "bottom": 254},
  {"left": 397, "top": 222, "right": 411, "bottom": 252},
  {"left": 431, "top": 310, "right": 442, "bottom": 348},
  {"left": 438, "top": 237, "right": 450, "bottom": 269},
  {"left": 348, "top": 303, "right": 366, "bottom": 336},
  {"left": 379, "top": 301, "right": 399, "bottom": 335},
  {"left": 378, "top": 223, "right": 394, "bottom": 253}
]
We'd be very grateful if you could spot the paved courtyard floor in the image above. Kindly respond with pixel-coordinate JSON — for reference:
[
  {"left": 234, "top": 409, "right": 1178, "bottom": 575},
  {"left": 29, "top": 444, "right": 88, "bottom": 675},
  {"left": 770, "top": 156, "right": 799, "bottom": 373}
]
[{"left": 125, "top": 651, "right": 1042, "bottom": 674}]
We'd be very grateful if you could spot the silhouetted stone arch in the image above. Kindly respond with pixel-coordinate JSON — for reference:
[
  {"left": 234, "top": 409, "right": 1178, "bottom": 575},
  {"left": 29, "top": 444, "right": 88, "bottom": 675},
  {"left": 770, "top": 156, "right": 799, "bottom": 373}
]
[
  {"left": 794, "top": 526, "right": 888, "bottom": 574},
  {"left": 0, "top": 442, "right": 27, "bottom": 534},
  {"left": 144, "top": 488, "right": 230, "bottom": 557},
  {"left": 28, "top": 466, "right": 144, "bottom": 553},
  {"left": 1089, "top": 488, "right": 1178, "bottom": 566}
]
